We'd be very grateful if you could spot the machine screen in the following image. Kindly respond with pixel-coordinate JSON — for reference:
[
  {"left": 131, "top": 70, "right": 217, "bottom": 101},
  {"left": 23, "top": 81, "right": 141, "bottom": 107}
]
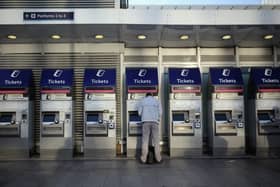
[
  {"left": 215, "top": 113, "right": 227, "bottom": 121},
  {"left": 129, "top": 112, "right": 141, "bottom": 122},
  {"left": 258, "top": 113, "right": 271, "bottom": 121},
  {"left": 0, "top": 114, "right": 13, "bottom": 123},
  {"left": 87, "top": 113, "right": 99, "bottom": 122},
  {"left": 43, "top": 114, "right": 55, "bottom": 122},
  {"left": 172, "top": 113, "right": 185, "bottom": 121}
]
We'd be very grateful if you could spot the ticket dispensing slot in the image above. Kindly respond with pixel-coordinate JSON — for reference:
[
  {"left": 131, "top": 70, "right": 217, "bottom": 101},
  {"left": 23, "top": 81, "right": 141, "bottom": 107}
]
[
  {"left": 86, "top": 112, "right": 108, "bottom": 136},
  {"left": 172, "top": 111, "right": 194, "bottom": 135},
  {"left": 215, "top": 111, "right": 237, "bottom": 136},
  {"left": 41, "top": 112, "right": 64, "bottom": 137},
  {"left": 128, "top": 111, "right": 142, "bottom": 136},
  {"left": 258, "top": 110, "right": 280, "bottom": 135},
  {"left": 0, "top": 112, "right": 19, "bottom": 136}
]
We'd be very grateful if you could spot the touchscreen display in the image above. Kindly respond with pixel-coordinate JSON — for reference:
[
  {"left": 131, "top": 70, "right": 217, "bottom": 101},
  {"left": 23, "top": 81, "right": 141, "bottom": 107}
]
[
  {"left": 258, "top": 113, "right": 271, "bottom": 121},
  {"left": 172, "top": 113, "right": 185, "bottom": 121},
  {"left": 87, "top": 113, "right": 99, "bottom": 122},
  {"left": 43, "top": 114, "right": 55, "bottom": 122},
  {"left": 129, "top": 112, "right": 141, "bottom": 122},
  {"left": 215, "top": 113, "right": 227, "bottom": 121},
  {"left": 0, "top": 114, "right": 13, "bottom": 123}
]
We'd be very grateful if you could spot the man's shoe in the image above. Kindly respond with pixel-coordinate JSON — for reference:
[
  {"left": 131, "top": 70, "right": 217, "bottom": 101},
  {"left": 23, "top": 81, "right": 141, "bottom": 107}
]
[
  {"left": 155, "top": 159, "right": 163, "bottom": 164},
  {"left": 139, "top": 158, "right": 146, "bottom": 164}
]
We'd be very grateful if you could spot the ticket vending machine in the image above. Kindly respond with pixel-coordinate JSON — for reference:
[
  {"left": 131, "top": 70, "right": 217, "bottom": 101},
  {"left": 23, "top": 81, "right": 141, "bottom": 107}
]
[
  {"left": 40, "top": 69, "right": 73, "bottom": 159},
  {"left": 126, "top": 67, "right": 159, "bottom": 157},
  {"left": 0, "top": 69, "right": 33, "bottom": 159},
  {"left": 208, "top": 67, "right": 245, "bottom": 156},
  {"left": 84, "top": 68, "right": 116, "bottom": 158},
  {"left": 168, "top": 68, "right": 202, "bottom": 157},
  {"left": 248, "top": 67, "right": 280, "bottom": 156}
]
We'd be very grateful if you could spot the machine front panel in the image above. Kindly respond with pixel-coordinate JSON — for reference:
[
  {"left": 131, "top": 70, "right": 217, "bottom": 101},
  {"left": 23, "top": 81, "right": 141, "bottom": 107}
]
[
  {"left": 128, "top": 111, "right": 142, "bottom": 136},
  {"left": 172, "top": 111, "right": 194, "bottom": 135},
  {"left": 257, "top": 109, "right": 280, "bottom": 135},
  {"left": 0, "top": 112, "right": 20, "bottom": 137},
  {"left": 85, "top": 112, "right": 109, "bottom": 136},
  {"left": 214, "top": 111, "right": 236, "bottom": 136},
  {"left": 41, "top": 112, "right": 64, "bottom": 137}
]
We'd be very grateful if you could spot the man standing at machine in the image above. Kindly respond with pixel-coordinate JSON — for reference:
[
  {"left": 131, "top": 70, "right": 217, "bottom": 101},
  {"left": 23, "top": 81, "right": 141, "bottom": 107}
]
[{"left": 138, "top": 92, "right": 162, "bottom": 163}]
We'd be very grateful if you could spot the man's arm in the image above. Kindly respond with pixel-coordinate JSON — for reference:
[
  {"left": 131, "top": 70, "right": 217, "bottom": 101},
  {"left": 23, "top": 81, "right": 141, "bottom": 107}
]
[
  {"left": 158, "top": 100, "right": 162, "bottom": 117},
  {"left": 137, "top": 100, "right": 143, "bottom": 116}
]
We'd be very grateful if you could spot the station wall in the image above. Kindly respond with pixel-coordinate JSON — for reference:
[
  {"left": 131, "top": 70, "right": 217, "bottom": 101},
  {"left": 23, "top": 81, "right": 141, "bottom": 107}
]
[{"left": 0, "top": 43, "right": 279, "bottom": 154}]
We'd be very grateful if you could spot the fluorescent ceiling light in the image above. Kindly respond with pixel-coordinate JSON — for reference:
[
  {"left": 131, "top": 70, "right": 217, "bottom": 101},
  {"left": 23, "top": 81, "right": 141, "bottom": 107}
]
[
  {"left": 51, "top": 34, "right": 61, "bottom": 40},
  {"left": 264, "top": 34, "right": 273, "bottom": 40},
  {"left": 137, "top": 34, "right": 147, "bottom": 40},
  {"left": 222, "top": 34, "right": 232, "bottom": 40},
  {"left": 179, "top": 35, "right": 189, "bottom": 40},
  {"left": 7, "top": 35, "right": 17, "bottom": 40},
  {"left": 95, "top": 34, "right": 104, "bottom": 39}
]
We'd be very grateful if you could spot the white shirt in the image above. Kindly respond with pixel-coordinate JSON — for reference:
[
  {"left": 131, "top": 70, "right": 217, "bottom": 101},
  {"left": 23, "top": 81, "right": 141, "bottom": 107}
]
[{"left": 137, "top": 96, "right": 162, "bottom": 123}]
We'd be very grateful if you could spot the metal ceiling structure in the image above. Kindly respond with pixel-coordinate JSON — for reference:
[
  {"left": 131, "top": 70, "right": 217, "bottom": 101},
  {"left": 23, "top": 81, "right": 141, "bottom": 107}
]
[{"left": 0, "top": 24, "right": 279, "bottom": 48}]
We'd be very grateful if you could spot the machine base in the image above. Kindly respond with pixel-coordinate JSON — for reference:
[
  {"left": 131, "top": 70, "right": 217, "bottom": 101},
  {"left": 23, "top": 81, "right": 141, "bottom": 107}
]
[
  {"left": 211, "top": 147, "right": 246, "bottom": 157},
  {"left": 0, "top": 149, "right": 30, "bottom": 160},
  {"left": 256, "top": 148, "right": 280, "bottom": 157},
  {"left": 127, "top": 148, "right": 141, "bottom": 158},
  {"left": 170, "top": 148, "right": 202, "bottom": 158},
  {"left": 0, "top": 138, "right": 31, "bottom": 160},
  {"left": 40, "top": 149, "right": 73, "bottom": 160},
  {"left": 84, "top": 149, "right": 116, "bottom": 159}
]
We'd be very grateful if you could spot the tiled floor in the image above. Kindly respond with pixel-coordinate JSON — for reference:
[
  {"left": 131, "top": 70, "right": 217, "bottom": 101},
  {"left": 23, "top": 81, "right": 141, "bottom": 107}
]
[{"left": 0, "top": 158, "right": 280, "bottom": 187}]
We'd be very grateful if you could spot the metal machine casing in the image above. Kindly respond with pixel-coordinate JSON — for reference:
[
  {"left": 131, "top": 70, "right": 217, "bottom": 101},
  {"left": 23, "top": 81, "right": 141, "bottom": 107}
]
[
  {"left": 125, "top": 67, "right": 159, "bottom": 157},
  {"left": 168, "top": 68, "right": 202, "bottom": 157},
  {"left": 40, "top": 69, "right": 73, "bottom": 159},
  {"left": 83, "top": 68, "right": 116, "bottom": 158},
  {"left": 248, "top": 67, "right": 280, "bottom": 156},
  {"left": 208, "top": 67, "right": 245, "bottom": 156},
  {"left": 0, "top": 69, "right": 33, "bottom": 159}
]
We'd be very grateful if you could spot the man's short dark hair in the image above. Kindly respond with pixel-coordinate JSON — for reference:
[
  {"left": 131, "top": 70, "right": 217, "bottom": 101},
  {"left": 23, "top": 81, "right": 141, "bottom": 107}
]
[{"left": 146, "top": 92, "right": 152, "bottom": 97}]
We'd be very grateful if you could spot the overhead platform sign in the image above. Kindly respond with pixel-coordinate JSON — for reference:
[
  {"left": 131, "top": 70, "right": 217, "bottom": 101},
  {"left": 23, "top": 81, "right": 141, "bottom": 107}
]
[
  {"left": 24, "top": 12, "right": 74, "bottom": 21},
  {"left": 210, "top": 67, "right": 243, "bottom": 85},
  {"left": 250, "top": 67, "right": 280, "bottom": 86},
  {"left": 84, "top": 69, "right": 116, "bottom": 87},
  {"left": 41, "top": 69, "right": 73, "bottom": 88},
  {"left": 126, "top": 68, "right": 158, "bottom": 86},
  {"left": 0, "top": 69, "right": 32, "bottom": 88},
  {"left": 168, "top": 68, "right": 201, "bottom": 85}
]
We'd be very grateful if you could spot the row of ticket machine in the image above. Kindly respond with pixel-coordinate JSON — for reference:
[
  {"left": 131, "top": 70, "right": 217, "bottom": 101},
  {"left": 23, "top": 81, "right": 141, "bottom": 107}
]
[{"left": 0, "top": 67, "right": 279, "bottom": 159}]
